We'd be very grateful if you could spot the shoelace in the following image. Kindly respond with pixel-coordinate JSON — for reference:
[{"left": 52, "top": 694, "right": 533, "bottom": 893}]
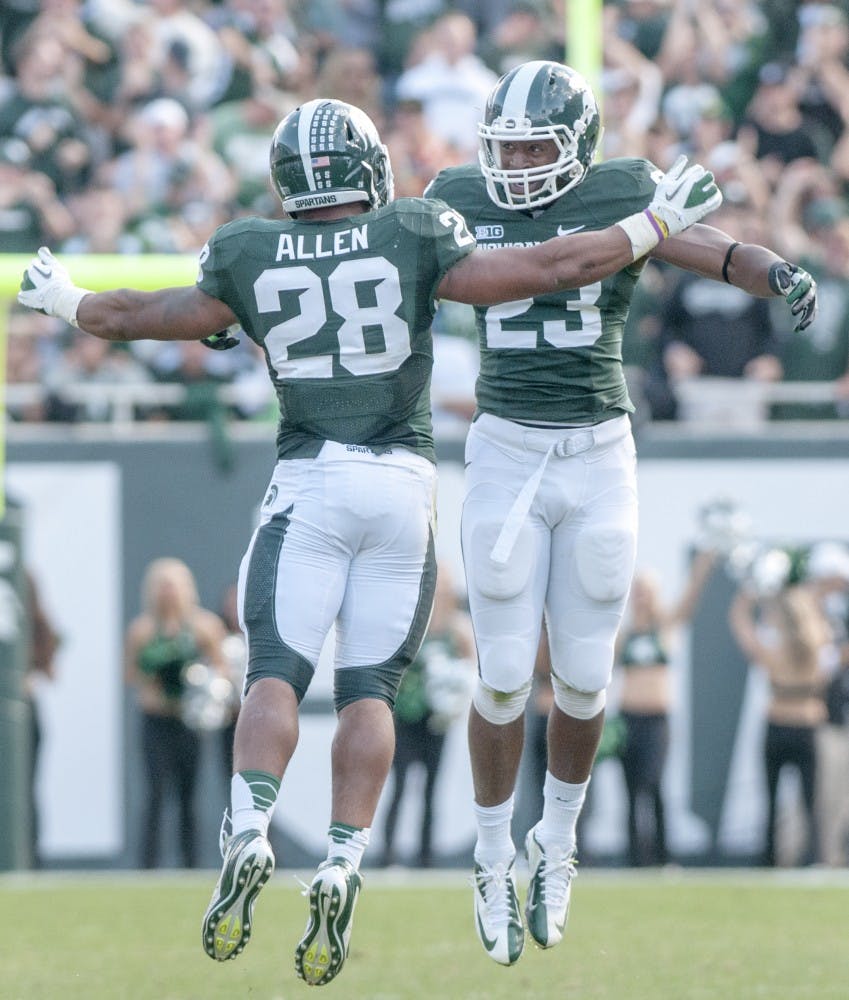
[
  {"left": 472, "top": 863, "right": 518, "bottom": 924},
  {"left": 536, "top": 855, "right": 578, "bottom": 908}
]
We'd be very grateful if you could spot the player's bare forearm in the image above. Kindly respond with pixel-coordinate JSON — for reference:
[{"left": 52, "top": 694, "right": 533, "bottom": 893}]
[
  {"left": 654, "top": 224, "right": 781, "bottom": 297},
  {"left": 437, "top": 228, "right": 635, "bottom": 305},
  {"left": 76, "top": 286, "right": 238, "bottom": 342}
]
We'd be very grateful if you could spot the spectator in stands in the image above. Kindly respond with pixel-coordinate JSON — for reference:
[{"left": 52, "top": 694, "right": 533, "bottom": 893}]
[
  {"left": 659, "top": 197, "right": 784, "bottom": 414},
  {"left": 772, "top": 199, "right": 849, "bottom": 419},
  {"left": 395, "top": 11, "right": 497, "bottom": 161},
  {"left": 0, "top": 137, "right": 76, "bottom": 251},
  {"left": 0, "top": 29, "right": 95, "bottom": 194},
  {"left": 212, "top": 0, "right": 305, "bottom": 104},
  {"left": 44, "top": 329, "right": 155, "bottom": 423},
  {"left": 146, "top": 0, "right": 232, "bottom": 112},
  {"left": 793, "top": 1, "right": 849, "bottom": 161},
  {"left": 738, "top": 61, "right": 824, "bottom": 187},
  {"left": 311, "top": 46, "right": 386, "bottom": 132},
  {"left": 384, "top": 96, "right": 464, "bottom": 198},
  {"left": 97, "top": 97, "right": 236, "bottom": 226},
  {"left": 600, "top": 9, "right": 663, "bottom": 161},
  {"left": 479, "top": 2, "right": 562, "bottom": 77}
]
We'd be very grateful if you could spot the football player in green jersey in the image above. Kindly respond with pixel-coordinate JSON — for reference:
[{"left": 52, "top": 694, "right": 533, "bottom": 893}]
[
  {"left": 18, "top": 97, "right": 721, "bottom": 985},
  {"left": 426, "top": 59, "right": 819, "bottom": 967}
]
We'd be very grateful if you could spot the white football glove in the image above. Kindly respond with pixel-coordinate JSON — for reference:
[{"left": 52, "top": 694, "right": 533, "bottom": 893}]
[
  {"left": 618, "top": 156, "right": 723, "bottom": 260},
  {"left": 767, "top": 261, "right": 818, "bottom": 332},
  {"left": 647, "top": 154, "right": 724, "bottom": 237},
  {"left": 17, "top": 246, "right": 92, "bottom": 327}
]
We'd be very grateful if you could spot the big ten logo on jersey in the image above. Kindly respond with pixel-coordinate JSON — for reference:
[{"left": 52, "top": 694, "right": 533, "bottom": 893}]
[{"left": 475, "top": 225, "right": 504, "bottom": 240}]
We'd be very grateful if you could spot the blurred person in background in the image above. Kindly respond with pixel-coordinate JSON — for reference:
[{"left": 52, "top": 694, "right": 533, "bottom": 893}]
[
  {"left": 125, "top": 557, "right": 228, "bottom": 869},
  {"left": 479, "top": 1, "right": 562, "bottom": 77},
  {"left": 380, "top": 562, "right": 474, "bottom": 868},
  {"left": 614, "top": 548, "right": 717, "bottom": 866},
  {"left": 738, "top": 61, "right": 823, "bottom": 188},
  {"left": 729, "top": 578, "right": 832, "bottom": 866},
  {"left": 217, "top": 582, "right": 248, "bottom": 780},
  {"left": 24, "top": 570, "right": 60, "bottom": 868},
  {"left": 599, "top": 6, "right": 663, "bottom": 161},
  {"left": 0, "top": 29, "right": 95, "bottom": 195},
  {"left": 0, "top": 137, "right": 76, "bottom": 252},
  {"left": 395, "top": 11, "right": 498, "bottom": 161},
  {"left": 95, "top": 97, "right": 236, "bottom": 229},
  {"left": 804, "top": 542, "right": 849, "bottom": 866},
  {"left": 659, "top": 195, "right": 784, "bottom": 419},
  {"left": 44, "top": 329, "right": 154, "bottom": 423},
  {"left": 384, "top": 97, "right": 465, "bottom": 198},
  {"left": 770, "top": 160, "right": 849, "bottom": 419}
]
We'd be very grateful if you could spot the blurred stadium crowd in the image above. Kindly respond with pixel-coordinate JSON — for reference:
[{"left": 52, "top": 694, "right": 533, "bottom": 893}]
[{"left": 2, "top": 0, "right": 849, "bottom": 425}]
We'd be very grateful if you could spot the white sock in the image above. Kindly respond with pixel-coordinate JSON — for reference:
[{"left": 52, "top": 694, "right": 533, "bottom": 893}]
[
  {"left": 473, "top": 796, "right": 515, "bottom": 866},
  {"left": 537, "top": 772, "right": 588, "bottom": 856},
  {"left": 327, "top": 822, "right": 370, "bottom": 869},
  {"left": 230, "top": 771, "right": 278, "bottom": 838}
]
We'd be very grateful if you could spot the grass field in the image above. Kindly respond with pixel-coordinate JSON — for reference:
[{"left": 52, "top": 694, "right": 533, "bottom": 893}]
[{"left": 5, "top": 867, "right": 849, "bottom": 999}]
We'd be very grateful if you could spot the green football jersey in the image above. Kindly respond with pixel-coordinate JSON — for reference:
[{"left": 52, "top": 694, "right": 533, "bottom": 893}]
[
  {"left": 427, "top": 158, "right": 661, "bottom": 425},
  {"left": 197, "top": 197, "right": 475, "bottom": 460}
]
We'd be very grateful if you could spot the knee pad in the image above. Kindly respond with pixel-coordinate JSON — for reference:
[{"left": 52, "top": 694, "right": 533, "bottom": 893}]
[
  {"left": 472, "top": 678, "right": 532, "bottom": 725},
  {"left": 551, "top": 674, "right": 606, "bottom": 720},
  {"left": 574, "top": 524, "right": 636, "bottom": 603}
]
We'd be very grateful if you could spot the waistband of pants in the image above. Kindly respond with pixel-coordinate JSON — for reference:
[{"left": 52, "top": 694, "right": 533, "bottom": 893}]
[
  {"left": 474, "top": 412, "right": 631, "bottom": 457},
  {"left": 317, "top": 440, "right": 434, "bottom": 472}
]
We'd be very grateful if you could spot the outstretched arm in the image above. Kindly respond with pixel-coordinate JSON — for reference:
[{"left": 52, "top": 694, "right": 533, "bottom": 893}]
[
  {"left": 18, "top": 247, "right": 237, "bottom": 342},
  {"left": 437, "top": 154, "right": 722, "bottom": 305},
  {"left": 76, "top": 286, "right": 238, "bottom": 341},
  {"left": 653, "top": 223, "right": 818, "bottom": 331}
]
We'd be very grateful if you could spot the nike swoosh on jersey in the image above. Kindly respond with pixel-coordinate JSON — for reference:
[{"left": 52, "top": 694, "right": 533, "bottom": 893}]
[{"left": 556, "top": 225, "right": 586, "bottom": 236}]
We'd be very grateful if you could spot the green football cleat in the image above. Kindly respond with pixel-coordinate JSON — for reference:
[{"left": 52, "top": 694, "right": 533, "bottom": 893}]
[
  {"left": 524, "top": 824, "right": 577, "bottom": 949},
  {"left": 202, "top": 829, "right": 275, "bottom": 961},
  {"left": 472, "top": 858, "right": 525, "bottom": 966},
  {"left": 295, "top": 858, "right": 363, "bottom": 986}
]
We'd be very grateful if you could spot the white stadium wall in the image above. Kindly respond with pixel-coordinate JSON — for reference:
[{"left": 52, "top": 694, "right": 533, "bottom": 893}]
[{"left": 6, "top": 426, "right": 848, "bottom": 868}]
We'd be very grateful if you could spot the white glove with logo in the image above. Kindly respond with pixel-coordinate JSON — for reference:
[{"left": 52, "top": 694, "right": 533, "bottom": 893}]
[
  {"left": 17, "top": 246, "right": 92, "bottom": 327},
  {"left": 618, "top": 155, "right": 723, "bottom": 259},
  {"left": 647, "top": 154, "right": 724, "bottom": 236}
]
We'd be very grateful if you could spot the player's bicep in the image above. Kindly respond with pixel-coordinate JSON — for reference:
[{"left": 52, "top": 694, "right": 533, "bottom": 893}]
[
  {"left": 154, "top": 286, "right": 238, "bottom": 339},
  {"left": 437, "top": 248, "right": 539, "bottom": 306}
]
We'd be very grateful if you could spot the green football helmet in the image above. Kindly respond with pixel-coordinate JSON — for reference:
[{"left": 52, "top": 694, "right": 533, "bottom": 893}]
[
  {"left": 478, "top": 61, "right": 602, "bottom": 211},
  {"left": 270, "top": 99, "right": 394, "bottom": 215}
]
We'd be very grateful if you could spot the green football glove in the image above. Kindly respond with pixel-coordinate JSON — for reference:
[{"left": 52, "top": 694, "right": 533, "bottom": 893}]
[
  {"left": 767, "top": 262, "right": 818, "bottom": 332},
  {"left": 201, "top": 327, "right": 241, "bottom": 351},
  {"left": 18, "top": 246, "right": 92, "bottom": 326}
]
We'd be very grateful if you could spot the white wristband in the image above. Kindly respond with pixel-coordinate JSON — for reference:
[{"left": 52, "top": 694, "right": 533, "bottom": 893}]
[
  {"left": 617, "top": 210, "right": 668, "bottom": 261},
  {"left": 50, "top": 285, "right": 92, "bottom": 327}
]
